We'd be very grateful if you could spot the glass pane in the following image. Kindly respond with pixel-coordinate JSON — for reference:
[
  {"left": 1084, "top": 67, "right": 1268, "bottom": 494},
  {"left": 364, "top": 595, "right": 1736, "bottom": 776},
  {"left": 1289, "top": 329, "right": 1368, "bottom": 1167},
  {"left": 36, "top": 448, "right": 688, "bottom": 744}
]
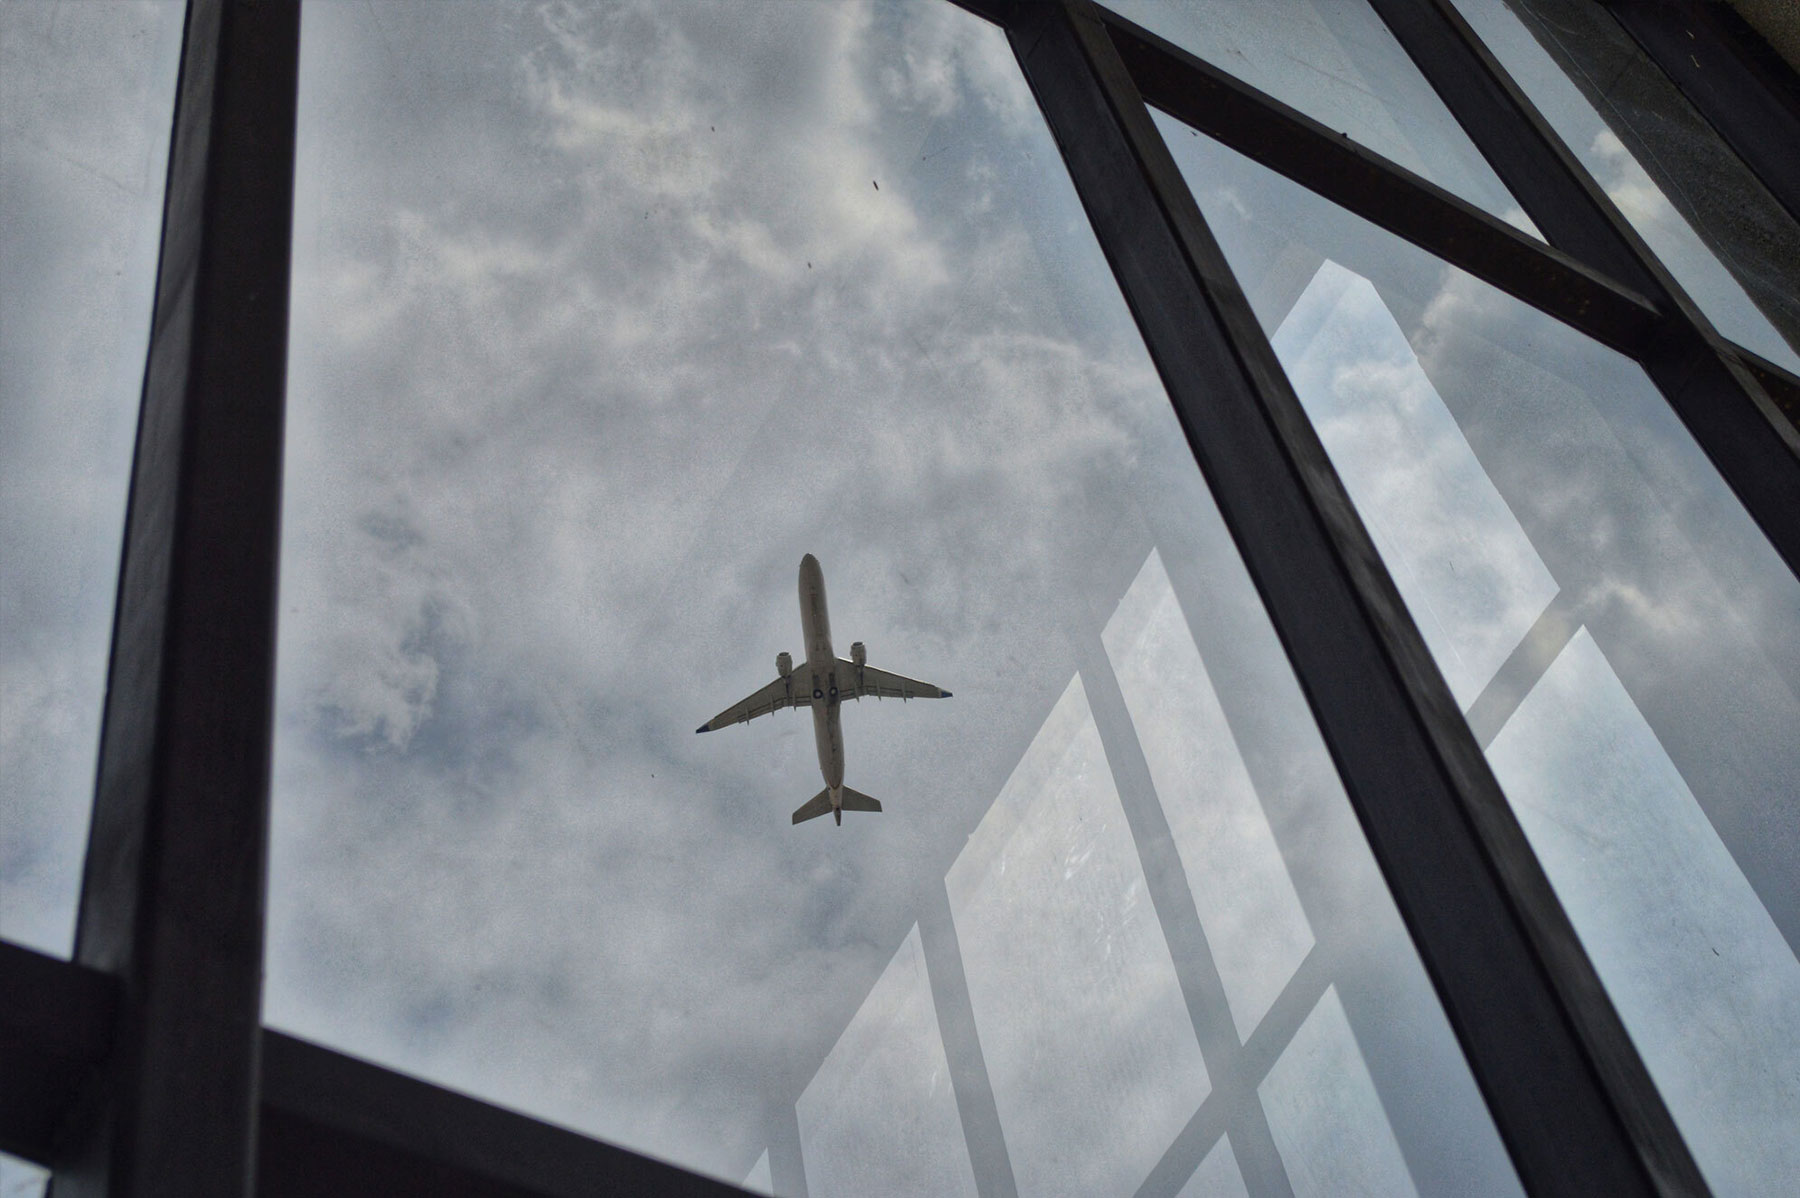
[
  {"left": 1450, "top": 0, "right": 1800, "bottom": 372},
  {"left": 1157, "top": 112, "right": 1800, "bottom": 1196},
  {"left": 0, "top": 1153, "right": 49, "bottom": 1198},
  {"left": 1103, "top": 0, "right": 1539, "bottom": 233},
  {"left": 0, "top": 0, "right": 186, "bottom": 956},
  {"left": 272, "top": 2, "right": 1516, "bottom": 1193}
]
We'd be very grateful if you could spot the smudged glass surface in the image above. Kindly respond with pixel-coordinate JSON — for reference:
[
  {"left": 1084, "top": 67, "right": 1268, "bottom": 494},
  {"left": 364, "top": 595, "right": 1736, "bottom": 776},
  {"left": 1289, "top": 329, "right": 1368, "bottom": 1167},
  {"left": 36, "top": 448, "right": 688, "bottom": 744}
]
[
  {"left": 1104, "top": 0, "right": 1538, "bottom": 233},
  {"left": 271, "top": 2, "right": 1516, "bottom": 1192},
  {"left": 1158, "top": 112, "right": 1800, "bottom": 1196},
  {"left": 1451, "top": 0, "right": 1800, "bottom": 372},
  {"left": 0, "top": 0, "right": 186, "bottom": 956}
]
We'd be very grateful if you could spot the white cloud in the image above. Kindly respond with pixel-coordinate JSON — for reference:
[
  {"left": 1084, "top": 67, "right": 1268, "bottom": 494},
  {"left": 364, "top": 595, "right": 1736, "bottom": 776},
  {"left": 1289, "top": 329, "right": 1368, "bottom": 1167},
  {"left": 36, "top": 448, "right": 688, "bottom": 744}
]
[{"left": 266, "top": 0, "right": 1173, "bottom": 1181}]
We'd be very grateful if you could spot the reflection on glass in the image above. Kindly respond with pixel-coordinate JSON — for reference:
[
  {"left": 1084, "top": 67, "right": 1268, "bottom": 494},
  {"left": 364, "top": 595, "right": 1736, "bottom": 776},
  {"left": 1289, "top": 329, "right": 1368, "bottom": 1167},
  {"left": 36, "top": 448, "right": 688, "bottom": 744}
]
[
  {"left": 1176, "top": 1137, "right": 1249, "bottom": 1198},
  {"left": 273, "top": 2, "right": 1515, "bottom": 1191},
  {"left": 1104, "top": 551, "right": 1314, "bottom": 1038},
  {"left": 797, "top": 925, "right": 975, "bottom": 1197},
  {"left": 1158, "top": 112, "right": 1800, "bottom": 1195},
  {"left": 741, "top": 1150, "right": 772, "bottom": 1197},
  {"left": 946, "top": 676, "right": 1208, "bottom": 1198},
  {"left": 0, "top": 0, "right": 186, "bottom": 956},
  {"left": 1106, "top": 0, "right": 1537, "bottom": 232},
  {"left": 1271, "top": 263, "right": 1558, "bottom": 708},
  {"left": 1261, "top": 987, "right": 1417, "bottom": 1198},
  {"left": 1450, "top": 0, "right": 1800, "bottom": 372},
  {"left": 1489, "top": 631, "right": 1800, "bottom": 1190}
]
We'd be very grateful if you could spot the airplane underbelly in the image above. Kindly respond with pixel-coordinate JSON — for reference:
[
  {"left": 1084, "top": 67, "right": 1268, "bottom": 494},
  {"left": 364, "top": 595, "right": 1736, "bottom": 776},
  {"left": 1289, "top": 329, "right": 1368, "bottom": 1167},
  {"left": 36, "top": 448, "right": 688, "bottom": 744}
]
[{"left": 813, "top": 703, "right": 843, "bottom": 788}]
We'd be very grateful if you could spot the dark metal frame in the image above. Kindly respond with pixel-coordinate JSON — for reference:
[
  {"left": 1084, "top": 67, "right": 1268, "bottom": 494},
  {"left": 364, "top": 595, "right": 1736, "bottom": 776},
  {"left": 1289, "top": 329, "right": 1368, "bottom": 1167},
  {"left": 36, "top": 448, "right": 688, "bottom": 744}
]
[
  {"left": 7, "top": 0, "right": 1798, "bottom": 1192},
  {"left": 1604, "top": 0, "right": 1800, "bottom": 230}
]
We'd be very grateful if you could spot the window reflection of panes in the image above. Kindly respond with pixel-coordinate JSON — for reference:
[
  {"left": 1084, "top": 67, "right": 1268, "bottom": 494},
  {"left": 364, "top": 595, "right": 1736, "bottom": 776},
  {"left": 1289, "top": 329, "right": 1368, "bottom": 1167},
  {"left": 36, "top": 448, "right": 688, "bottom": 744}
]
[
  {"left": 946, "top": 674, "right": 1209, "bottom": 1198},
  {"left": 1157, "top": 113, "right": 1800, "bottom": 1196},
  {"left": 741, "top": 1149, "right": 772, "bottom": 1197},
  {"left": 796, "top": 925, "right": 975, "bottom": 1197},
  {"left": 273, "top": 2, "right": 1518, "bottom": 1192},
  {"left": 1450, "top": 0, "right": 1800, "bottom": 373},
  {"left": 0, "top": 0, "right": 186, "bottom": 957},
  {"left": 1104, "top": 0, "right": 1538, "bottom": 234}
]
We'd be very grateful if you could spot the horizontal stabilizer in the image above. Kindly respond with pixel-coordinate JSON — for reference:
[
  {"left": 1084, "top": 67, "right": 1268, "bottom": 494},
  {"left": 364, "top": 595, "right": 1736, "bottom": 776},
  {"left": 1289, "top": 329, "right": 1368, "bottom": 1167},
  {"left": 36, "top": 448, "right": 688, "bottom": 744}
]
[
  {"left": 792, "top": 789, "right": 834, "bottom": 825},
  {"left": 839, "top": 787, "right": 881, "bottom": 814}
]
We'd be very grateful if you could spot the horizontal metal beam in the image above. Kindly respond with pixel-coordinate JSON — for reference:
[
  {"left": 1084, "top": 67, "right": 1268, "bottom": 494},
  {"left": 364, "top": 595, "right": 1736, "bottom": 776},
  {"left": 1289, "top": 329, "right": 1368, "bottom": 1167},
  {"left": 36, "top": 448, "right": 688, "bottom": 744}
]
[
  {"left": 258, "top": 1032, "right": 752, "bottom": 1198},
  {"left": 1098, "top": 6, "right": 1662, "bottom": 358},
  {"left": 0, "top": 943, "right": 116, "bottom": 1166},
  {"left": 0, "top": 945, "right": 751, "bottom": 1195},
  {"left": 1007, "top": 3, "right": 1703, "bottom": 1193}
]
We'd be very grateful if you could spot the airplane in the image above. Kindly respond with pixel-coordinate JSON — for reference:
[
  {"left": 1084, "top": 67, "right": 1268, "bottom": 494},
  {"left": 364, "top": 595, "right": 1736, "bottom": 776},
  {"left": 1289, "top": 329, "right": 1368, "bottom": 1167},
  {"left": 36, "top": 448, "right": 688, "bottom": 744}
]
[{"left": 697, "top": 553, "right": 951, "bottom": 825}]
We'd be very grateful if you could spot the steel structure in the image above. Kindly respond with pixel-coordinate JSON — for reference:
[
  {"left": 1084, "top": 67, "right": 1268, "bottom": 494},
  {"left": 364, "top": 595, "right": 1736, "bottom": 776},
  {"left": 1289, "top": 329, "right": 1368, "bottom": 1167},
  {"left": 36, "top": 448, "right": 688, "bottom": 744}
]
[{"left": 5, "top": 0, "right": 1797, "bottom": 1193}]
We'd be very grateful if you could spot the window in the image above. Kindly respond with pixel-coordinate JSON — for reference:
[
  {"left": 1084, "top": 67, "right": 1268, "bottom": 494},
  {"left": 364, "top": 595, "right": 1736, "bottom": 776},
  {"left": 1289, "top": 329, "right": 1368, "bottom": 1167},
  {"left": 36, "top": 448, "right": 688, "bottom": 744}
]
[{"left": 8, "top": 2, "right": 1797, "bottom": 1194}]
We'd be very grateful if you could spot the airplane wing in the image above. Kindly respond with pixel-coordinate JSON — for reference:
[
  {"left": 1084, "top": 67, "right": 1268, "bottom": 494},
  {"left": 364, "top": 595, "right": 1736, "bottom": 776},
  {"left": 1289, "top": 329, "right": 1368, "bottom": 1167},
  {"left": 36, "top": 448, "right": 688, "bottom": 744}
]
[
  {"left": 696, "top": 675, "right": 804, "bottom": 733},
  {"left": 839, "top": 659, "right": 952, "bottom": 701}
]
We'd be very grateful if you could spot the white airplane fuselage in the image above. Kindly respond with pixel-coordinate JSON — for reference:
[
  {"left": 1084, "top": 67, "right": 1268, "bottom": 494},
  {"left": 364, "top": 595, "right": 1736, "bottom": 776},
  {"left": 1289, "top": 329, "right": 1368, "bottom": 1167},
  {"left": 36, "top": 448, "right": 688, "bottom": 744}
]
[
  {"left": 797, "top": 553, "right": 846, "bottom": 803},
  {"left": 696, "top": 552, "right": 948, "bottom": 824}
]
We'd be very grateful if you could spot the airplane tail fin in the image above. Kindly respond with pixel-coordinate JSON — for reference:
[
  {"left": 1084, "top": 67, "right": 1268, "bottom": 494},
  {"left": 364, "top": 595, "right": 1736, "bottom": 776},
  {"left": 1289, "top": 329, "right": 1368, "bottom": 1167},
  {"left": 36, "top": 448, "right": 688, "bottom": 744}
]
[
  {"left": 791, "top": 787, "right": 881, "bottom": 826},
  {"left": 792, "top": 789, "right": 833, "bottom": 825},
  {"left": 840, "top": 787, "right": 881, "bottom": 814}
]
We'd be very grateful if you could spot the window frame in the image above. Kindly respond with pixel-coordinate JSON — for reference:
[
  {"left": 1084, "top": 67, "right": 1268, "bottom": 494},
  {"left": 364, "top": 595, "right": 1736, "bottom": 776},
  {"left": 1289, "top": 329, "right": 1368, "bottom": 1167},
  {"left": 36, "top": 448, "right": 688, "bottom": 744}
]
[{"left": 7, "top": 0, "right": 1797, "bottom": 1192}]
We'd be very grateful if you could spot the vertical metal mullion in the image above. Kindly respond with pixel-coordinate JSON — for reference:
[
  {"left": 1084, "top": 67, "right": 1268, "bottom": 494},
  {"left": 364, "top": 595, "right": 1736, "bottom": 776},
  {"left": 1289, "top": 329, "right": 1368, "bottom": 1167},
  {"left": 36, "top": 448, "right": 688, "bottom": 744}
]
[
  {"left": 1004, "top": 2, "right": 1705, "bottom": 1193},
  {"left": 1365, "top": 0, "right": 1800, "bottom": 586},
  {"left": 58, "top": 0, "right": 300, "bottom": 1194}
]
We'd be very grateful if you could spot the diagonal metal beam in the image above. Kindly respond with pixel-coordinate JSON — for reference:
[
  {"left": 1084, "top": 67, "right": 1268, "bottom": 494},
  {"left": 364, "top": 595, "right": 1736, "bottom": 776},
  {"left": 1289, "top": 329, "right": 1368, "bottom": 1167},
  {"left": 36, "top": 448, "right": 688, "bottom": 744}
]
[
  {"left": 56, "top": 0, "right": 300, "bottom": 1193},
  {"left": 1096, "top": 7, "right": 1661, "bottom": 358},
  {"left": 1004, "top": 3, "right": 1706, "bottom": 1193},
  {"left": 1366, "top": 0, "right": 1800, "bottom": 586},
  {"left": 1605, "top": 0, "right": 1800, "bottom": 229}
]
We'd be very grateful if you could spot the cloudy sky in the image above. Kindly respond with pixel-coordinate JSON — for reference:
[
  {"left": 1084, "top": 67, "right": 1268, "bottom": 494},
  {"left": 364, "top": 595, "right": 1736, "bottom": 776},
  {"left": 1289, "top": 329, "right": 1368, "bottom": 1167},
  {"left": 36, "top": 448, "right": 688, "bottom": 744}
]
[
  {"left": 1, "top": 0, "right": 183, "bottom": 958},
  {"left": 5, "top": 2, "right": 1799, "bottom": 1196}
]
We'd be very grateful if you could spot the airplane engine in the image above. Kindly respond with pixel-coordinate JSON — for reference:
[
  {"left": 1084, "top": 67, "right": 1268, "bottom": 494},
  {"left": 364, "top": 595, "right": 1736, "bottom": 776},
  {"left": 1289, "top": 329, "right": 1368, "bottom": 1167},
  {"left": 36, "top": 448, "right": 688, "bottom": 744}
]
[
  {"left": 777, "top": 651, "right": 793, "bottom": 677},
  {"left": 851, "top": 642, "right": 866, "bottom": 667}
]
